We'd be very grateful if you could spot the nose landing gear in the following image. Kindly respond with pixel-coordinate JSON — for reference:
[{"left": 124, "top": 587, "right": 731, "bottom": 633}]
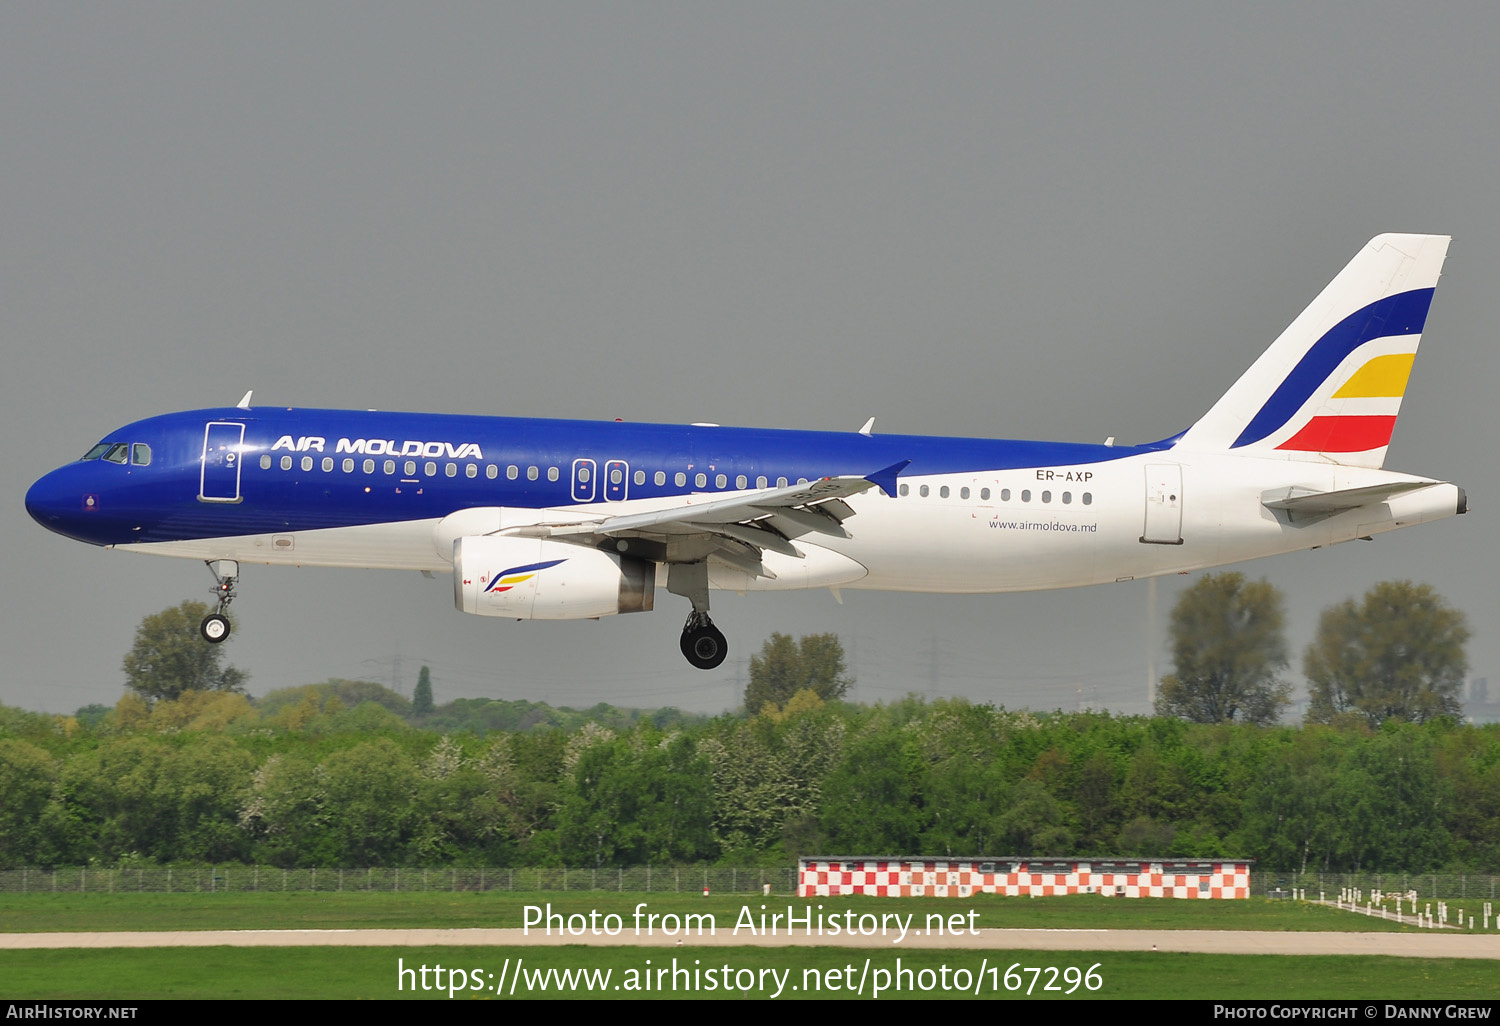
[{"left": 199, "top": 559, "right": 238, "bottom": 644}]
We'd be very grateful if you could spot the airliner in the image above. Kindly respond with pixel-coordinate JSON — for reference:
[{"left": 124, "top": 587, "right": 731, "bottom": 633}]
[{"left": 26, "top": 234, "right": 1466, "bottom": 669}]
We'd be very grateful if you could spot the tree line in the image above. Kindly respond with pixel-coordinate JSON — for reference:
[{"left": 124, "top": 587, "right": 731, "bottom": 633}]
[
  {"left": 3, "top": 688, "right": 1496, "bottom": 873},
  {"left": 3, "top": 579, "right": 1483, "bottom": 874}
]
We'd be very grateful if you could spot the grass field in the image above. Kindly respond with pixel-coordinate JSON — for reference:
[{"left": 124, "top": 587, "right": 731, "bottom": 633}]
[
  {"left": 5, "top": 891, "right": 1492, "bottom": 1000},
  {"left": 0, "top": 890, "right": 1423, "bottom": 933},
  {"left": 3, "top": 946, "right": 1497, "bottom": 1000}
]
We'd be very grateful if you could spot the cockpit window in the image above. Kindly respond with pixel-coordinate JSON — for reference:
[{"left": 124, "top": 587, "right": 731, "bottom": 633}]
[
  {"left": 102, "top": 444, "right": 130, "bottom": 464},
  {"left": 80, "top": 443, "right": 112, "bottom": 461},
  {"left": 131, "top": 443, "right": 151, "bottom": 466}
]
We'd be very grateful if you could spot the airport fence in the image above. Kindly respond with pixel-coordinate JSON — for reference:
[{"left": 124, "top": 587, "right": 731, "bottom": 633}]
[
  {"left": 4, "top": 866, "right": 1500, "bottom": 899},
  {"left": 1256, "top": 871, "right": 1500, "bottom": 902},
  {"left": 0, "top": 865, "right": 801, "bottom": 895}
]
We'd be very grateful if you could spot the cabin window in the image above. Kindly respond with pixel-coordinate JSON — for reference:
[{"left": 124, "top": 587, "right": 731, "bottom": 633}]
[
  {"left": 403, "top": 460, "right": 415, "bottom": 476},
  {"left": 507, "top": 465, "right": 519, "bottom": 480},
  {"left": 920, "top": 485, "right": 930, "bottom": 497},
  {"left": 465, "top": 463, "right": 477, "bottom": 478},
  {"left": 757, "top": 475, "right": 768, "bottom": 488},
  {"left": 324, "top": 458, "right": 335, "bottom": 473},
  {"left": 342, "top": 459, "right": 355, "bottom": 473},
  {"left": 777, "top": 477, "right": 788, "bottom": 488},
  {"left": 715, "top": 473, "right": 727, "bottom": 488},
  {"left": 486, "top": 465, "right": 497, "bottom": 479},
  {"left": 1001, "top": 488, "right": 1011, "bottom": 501},
  {"left": 1083, "top": 492, "right": 1093, "bottom": 505},
  {"left": 301, "top": 456, "right": 313, "bottom": 472},
  {"left": 445, "top": 463, "right": 457, "bottom": 477},
  {"left": 281, "top": 456, "right": 294, "bottom": 471},
  {"left": 695, "top": 473, "right": 707, "bottom": 488},
  {"left": 1021, "top": 489, "right": 1031, "bottom": 502},
  {"left": 1062, "top": 491, "right": 1072, "bottom": 504},
  {"left": 797, "top": 478, "right": 808, "bottom": 485},
  {"left": 527, "top": 465, "right": 539, "bottom": 481},
  {"left": 675, "top": 472, "right": 686, "bottom": 487},
  {"left": 131, "top": 444, "right": 152, "bottom": 466},
  {"left": 548, "top": 466, "right": 559, "bottom": 482},
  {"left": 960, "top": 486, "right": 970, "bottom": 499},
  {"left": 1042, "top": 490, "right": 1051, "bottom": 503},
  {"left": 260, "top": 454, "right": 272, "bottom": 470},
  {"left": 424, "top": 461, "right": 436, "bottom": 476},
  {"left": 364, "top": 459, "right": 376, "bottom": 474},
  {"left": 939, "top": 485, "right": 950, "bottom": 498},
  {"left": 899, "top": 483, "right": 910, "bottom": 496},
  {"left": 576, "top": 466, "right": 589, "bottom": 483},
  {"left": 611, "top": 467, "right": 624, "bottom": 485},
  {"left": 981, "top": 487, "right": 991, "bottom": 500},
  {"left": 655, "top": 471, "right": 666, "bottom": 486},
  {"left": 386, "top": 460, "right": 397, "bottom": 475},
  {"left": 634, "top": 470, "right": 645, "bottom": 485}
]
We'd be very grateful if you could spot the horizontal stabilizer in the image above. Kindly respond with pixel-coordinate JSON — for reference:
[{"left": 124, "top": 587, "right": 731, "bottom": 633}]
[{"left": 1261, "top": 480, "right": 1437, "bottom": 520}]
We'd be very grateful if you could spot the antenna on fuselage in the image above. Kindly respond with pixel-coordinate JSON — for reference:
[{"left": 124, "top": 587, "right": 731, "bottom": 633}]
[{"left": 236, "top": 390, "right": 254, "bottom": 410}]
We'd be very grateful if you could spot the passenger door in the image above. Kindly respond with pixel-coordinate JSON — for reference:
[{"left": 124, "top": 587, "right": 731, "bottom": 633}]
[{"left": 199, "top": 422, "right": 245, "bottom": 503}]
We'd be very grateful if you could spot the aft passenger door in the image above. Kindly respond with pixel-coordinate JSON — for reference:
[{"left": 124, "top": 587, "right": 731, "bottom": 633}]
[
  {"left": 1140, "top": 464, "right": 1183, "bottom": 544},
  {"left": 199, "top": 422, "right": 245, "bottom": 503}
]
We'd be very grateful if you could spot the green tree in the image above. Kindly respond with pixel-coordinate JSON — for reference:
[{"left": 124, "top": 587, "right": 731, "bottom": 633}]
[
  {"left": 1154, "top": 573, "right": 1291, "bottom": 724},
  {"left": 122, "top": 601, "right": 247, "bottom": 702},
  {"left": 0, "top": 740, "right": 56, "bottom": 867},
  {"left": 1304, "top": 581, "right": 1469, "bottom": 727},
  {"left": 744, "top": 633, "right": 852, "bottom": 713},
  {"left": 412, "top": 665, "right": 434, "bottom": 717},
  {"left": 555, "top": 731, "right": 714, "bottom": 867},
  {"left": 820, "top": 729, "right": 923, "bottom": 853}
]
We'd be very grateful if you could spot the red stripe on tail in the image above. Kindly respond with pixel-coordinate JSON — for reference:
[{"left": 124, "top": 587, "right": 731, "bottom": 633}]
[{"left": 1275, "top": 415, "right": 1397, "bottom": 453}]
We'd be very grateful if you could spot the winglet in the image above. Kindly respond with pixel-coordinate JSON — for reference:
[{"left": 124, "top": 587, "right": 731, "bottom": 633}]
[
  {"left": 865, "top": 459, "right": 910, "bottom": 497},
  {"left": 858, "top": 417, "right": 875, "bottom": 436},
  {"left": 236, "top": 390, "right": 254, "bottom": 410}
]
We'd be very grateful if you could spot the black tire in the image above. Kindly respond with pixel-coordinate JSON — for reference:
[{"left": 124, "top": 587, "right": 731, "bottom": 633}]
[
  {"left": 200, "top": 613, "right": 231, "bottom": 644},
  {"left": 682, "top": 624, "right": 727, "bottom": 670}
]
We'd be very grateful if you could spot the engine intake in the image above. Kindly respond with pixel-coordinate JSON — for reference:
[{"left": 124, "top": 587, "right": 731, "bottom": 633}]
[{"left": 453, "top": 536, "right": 654, "bottom": 619}]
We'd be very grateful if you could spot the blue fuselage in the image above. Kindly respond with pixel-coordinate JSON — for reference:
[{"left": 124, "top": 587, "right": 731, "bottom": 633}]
[{"left": 26, "top": 407, "right": 1139, "bottom": 548}]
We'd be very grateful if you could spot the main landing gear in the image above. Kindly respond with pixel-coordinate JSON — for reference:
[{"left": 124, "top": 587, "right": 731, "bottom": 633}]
[
  {"left": 200, "top": 559, "right": 238, "bottom": 644},
  {"left": 668, "top": 560, "right": 727, "bottom": 670},
  {"left": 680, "top": 610, "right": 727, "bottom": 670}
]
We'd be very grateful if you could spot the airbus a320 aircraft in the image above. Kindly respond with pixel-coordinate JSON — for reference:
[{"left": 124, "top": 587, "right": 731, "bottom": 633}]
[{"left": 27, "top": 235, "right": 1465, "bottom": 669}]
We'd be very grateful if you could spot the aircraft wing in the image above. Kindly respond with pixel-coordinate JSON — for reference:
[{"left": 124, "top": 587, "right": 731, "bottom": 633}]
[{"left": 542, "top": 460, "right": 909, "bottom": 575}]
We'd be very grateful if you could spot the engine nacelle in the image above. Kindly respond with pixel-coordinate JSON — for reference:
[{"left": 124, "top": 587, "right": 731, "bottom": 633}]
[{"left": 453, "top": 536, "right": 654, "bottom": 620}]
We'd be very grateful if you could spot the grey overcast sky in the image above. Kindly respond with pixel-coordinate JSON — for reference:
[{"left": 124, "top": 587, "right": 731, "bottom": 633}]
[{"left": 5, "top": 3, "right": 1495, "bottom": 716}]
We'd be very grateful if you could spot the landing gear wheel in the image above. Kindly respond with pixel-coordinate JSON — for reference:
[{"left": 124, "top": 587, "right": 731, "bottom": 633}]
[
  {"left": 201, "top": 560, "right": 240, "bottom": 645},
  {"left": 200, "top": 613, "right": 231, "bottom": 644},
  {"left": 681, "top": 623, "right": 727, "bottom": 670}
]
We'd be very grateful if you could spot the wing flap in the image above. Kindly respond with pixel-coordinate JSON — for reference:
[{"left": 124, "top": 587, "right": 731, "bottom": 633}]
[
  {"left": 540, "top": 461, "right": 907, "bottom": 579},
  {"left": 549, "top": 465, "right": 902, "bottom": 538}
]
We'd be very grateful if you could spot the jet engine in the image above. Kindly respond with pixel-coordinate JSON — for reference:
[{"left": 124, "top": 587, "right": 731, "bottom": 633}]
[{"left": 453, "top": 536, "right": 654, "bottom": 620}]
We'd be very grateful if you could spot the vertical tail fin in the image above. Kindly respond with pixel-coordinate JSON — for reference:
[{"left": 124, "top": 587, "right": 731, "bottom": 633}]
[{"left": 1175, "top": 234, "right": 1450, "bottom": 468}]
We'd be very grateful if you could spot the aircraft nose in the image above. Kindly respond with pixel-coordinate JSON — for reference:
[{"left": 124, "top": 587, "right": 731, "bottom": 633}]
[{"left": 25, "top": 465, "right": 98, "bottom": 536}]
